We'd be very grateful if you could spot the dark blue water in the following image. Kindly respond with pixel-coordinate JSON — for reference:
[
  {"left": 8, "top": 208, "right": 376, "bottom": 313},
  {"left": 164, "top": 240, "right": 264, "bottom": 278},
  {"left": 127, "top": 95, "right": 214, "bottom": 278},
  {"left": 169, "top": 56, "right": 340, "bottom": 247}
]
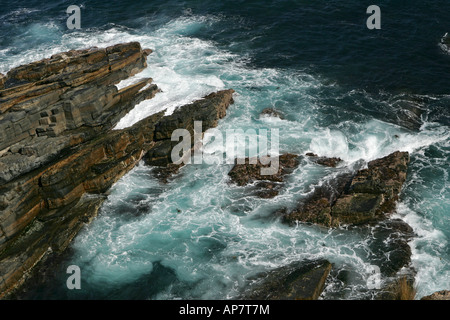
[
  {"left": 2, "top": 1, "right": 450, "bottom": 93},
  {"left": 1, "top": 0, "right": 449, "bottom": 299}
]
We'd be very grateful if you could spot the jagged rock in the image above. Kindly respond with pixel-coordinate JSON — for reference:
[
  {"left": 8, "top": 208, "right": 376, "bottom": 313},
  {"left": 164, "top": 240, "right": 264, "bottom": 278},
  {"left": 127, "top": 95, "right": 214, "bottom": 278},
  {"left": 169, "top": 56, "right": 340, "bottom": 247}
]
[
  {"left": 305, "top": 153, "right": 343, "bottom": 167},
  {"left": 332, "top": 151, "right": 409, "bottom": 225},
  {"left": 0, "top": 43, "right": 236, "bottom": 298},
  {"left": 260, "top": 108, "right": 285, "bottom": 119},
  {"left": 144, "top": 89, "right": 235, "bottom": 168},
  {"left": 241, "top": 259, "right": 332, "bottom": 300},
  {"left": 0, "top": 42, "right": 160, "bottom": 184},
  {"left": 421, "top": 290, "right": 450, "bottom": 300},
  {"left": 283, "top": 173, "right": 352, "bottom": 227},
  {"left": 284, "top": 151, "right": 410, "bottom": 227},
  {"left": 228, "top": 153, "right": 300, "bottom": 198}
]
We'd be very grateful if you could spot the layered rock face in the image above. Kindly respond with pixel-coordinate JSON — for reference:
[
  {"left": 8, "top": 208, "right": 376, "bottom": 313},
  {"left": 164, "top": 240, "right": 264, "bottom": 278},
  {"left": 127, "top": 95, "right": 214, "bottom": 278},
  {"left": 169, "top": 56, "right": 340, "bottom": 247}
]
[
  {"left": 0, "top": 43, "right": 235, "bottom": 298},
  {"left": 144, "top": 89, "right": 235, "bottom": 167}
]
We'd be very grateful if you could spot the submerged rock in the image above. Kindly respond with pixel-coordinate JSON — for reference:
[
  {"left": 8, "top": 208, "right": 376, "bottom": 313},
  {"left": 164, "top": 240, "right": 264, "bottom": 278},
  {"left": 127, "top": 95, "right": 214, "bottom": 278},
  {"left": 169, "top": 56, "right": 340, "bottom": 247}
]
[
  {"left": 242, "top": 259, "right": 332, "bottom": 300},
  {"left": 259, "top": 108, "right": 285, "bottom": 119},
  {"left": 283, "top": 172, "right": 352, "bottom": 227},
  {"left": 367, "top": 219, "right": 415, "bottom": 277}
]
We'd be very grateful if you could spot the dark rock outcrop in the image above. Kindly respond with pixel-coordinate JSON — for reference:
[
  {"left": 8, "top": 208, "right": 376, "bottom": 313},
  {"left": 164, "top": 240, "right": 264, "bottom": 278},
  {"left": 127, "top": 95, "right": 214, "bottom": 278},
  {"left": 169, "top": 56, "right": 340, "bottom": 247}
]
[
  {"left": 0, "top": 43, "right": 235, "bottom": 298},
  {"left": 228, "top": 153, "right": 300, "bottom": 198},
  {"left": 284, "top": 151, "right": 410, "bottom": 227},
  {"left": 242, "top": 259, "right": 332, "bottom": 300},
  {"left": 393, "top": 99, "right": 424, "bottom": 131}
]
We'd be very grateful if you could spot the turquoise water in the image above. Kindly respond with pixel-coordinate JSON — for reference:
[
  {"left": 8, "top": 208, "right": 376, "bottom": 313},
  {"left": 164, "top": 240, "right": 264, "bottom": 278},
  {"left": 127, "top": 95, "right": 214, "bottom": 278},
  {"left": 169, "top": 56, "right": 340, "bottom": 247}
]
[{"left": 1, "top": 1, "right": 449, "bottom": 299}]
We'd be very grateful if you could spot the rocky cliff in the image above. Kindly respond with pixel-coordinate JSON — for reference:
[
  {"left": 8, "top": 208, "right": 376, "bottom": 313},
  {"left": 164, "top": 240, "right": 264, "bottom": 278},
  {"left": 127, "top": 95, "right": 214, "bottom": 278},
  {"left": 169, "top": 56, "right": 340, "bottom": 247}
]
[{"left": 0, "top": 42, "right": 235, "bottom": 298}]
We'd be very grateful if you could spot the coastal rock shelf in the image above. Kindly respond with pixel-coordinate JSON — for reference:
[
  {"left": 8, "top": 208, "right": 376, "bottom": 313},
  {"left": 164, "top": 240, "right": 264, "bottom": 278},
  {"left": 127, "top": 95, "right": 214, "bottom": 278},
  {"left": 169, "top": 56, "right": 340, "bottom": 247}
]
[{"left": 0, "top": 42, "right": 235, "bottom": 298}]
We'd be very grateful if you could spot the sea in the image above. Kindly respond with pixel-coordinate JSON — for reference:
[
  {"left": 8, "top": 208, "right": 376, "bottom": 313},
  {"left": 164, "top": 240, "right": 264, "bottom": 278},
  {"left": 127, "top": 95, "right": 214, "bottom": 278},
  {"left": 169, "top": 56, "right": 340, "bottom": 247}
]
[{"left": 0, "top": 0, "right": 449, "bottom": 300}]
